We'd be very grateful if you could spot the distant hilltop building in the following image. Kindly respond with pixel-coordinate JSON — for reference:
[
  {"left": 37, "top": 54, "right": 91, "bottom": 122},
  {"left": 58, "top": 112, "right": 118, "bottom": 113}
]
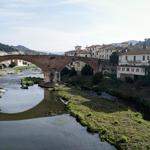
[
  {"left": 65, "top": 46, "right": 91, "bottom": 58},
  {"left": 65, "top": 44, "right": 124, "bottom": 72},
  {"left": 65, "top": 44, "right": 123, "bottom": 60}
]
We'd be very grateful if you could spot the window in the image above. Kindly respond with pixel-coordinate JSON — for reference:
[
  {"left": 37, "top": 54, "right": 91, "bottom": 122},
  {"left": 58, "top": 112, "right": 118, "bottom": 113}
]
[
  {"left": 131, "top": 68, "right": 134, "bottom": 72},
  {"left": 143, "top": 56, "right": 145, "bottom": 61},
  {"left": 127, "top": 68, "right": 130, "bottom": 71},
  {"left": 134, "top": 56, "right": 136, "bottom": 62},
  {"left": 136, "top": 68, "right": 139, "bottom": 72},
  {"left": 122, "top": 67, "right": 125, "bottom": 71},
  {"left": 147, "top": 56, "right": 149, "bottom": 60},
  {"left": 126, "top": 56, "right": 128, "bottom": 60},
  {"left": 141, "top": 68, "right": 145, "bottom": 72}
]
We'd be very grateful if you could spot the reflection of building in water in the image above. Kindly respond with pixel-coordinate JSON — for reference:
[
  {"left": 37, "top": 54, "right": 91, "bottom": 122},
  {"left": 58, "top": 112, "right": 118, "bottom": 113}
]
[{"left": 0, "top": 89, "right": 66, "bottom": 121}]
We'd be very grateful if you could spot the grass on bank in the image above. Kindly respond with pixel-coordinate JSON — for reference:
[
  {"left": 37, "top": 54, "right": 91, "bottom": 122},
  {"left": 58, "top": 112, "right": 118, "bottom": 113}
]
[
  {"left": 62, "top": 74, "right": 150, "bottom": 119},
  {"left": 56, "top": 85, "right": 150, "bottom": 150},
  {"left": 21, "top": 76, "right": 43, "bottom": 86}
]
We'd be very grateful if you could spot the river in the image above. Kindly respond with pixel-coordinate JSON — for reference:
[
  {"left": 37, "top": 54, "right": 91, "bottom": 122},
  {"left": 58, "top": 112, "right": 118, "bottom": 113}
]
[{"left": 0, "top": 69, "right": 116, "bottom": 150}]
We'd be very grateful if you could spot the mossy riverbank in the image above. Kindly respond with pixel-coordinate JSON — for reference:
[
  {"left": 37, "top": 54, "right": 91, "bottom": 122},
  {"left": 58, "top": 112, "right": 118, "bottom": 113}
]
[
  {"left": 21, "top": 76, "right": 43, "bottom": 87},
  {"left": 55, "top": 85, "right": 150, "bottom": 150}
]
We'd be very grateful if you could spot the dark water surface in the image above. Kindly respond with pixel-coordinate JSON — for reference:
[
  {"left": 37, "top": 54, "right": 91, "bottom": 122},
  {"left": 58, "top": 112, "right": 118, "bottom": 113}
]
[{"left": 0, "top": 70, "right": 116, "bottom": 150}]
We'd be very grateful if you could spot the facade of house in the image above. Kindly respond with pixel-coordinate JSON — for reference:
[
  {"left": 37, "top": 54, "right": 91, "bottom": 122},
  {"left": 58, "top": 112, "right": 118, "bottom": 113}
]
[
  {"left": 97, "top": 45, "right": 122, "bottom": 60},
  {"left": 86, "top": 45, "right": 101, "bottom": 58},
  {"left": 64, "top": 44, "right": 123, "bottom": 73},
  {"left": 65, "top": 46, "right": 91, "bottom": 58},
  {"left": 65, "top": 50, "right": 76, "bottom": 57},
  {"left": 76, "top": 50, "right": 91, "bottom": 58},
  {"left": 117, "top": 50, "right": 150, "bottom": 79},
  {"left": 67, "top": 61, "right": 86, "bottom": 72}
]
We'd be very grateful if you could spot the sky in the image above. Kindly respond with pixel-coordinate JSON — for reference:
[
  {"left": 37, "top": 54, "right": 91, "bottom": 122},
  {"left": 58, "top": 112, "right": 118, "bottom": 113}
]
[{"left": 0, "top": 0, "right": 150, "bottom": 53}]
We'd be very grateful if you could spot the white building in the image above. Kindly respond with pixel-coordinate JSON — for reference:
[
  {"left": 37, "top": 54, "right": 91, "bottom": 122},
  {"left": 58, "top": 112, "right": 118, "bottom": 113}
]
[
  {"left": 67, "top": 61, "right": 86, "bottom": 72},
  {"left": 65, "top": 46, "right": 91, "bottom": 58},
  {"left": 86, "top": 45, "right": 101, "bottom": 58},
  {"left": 117, "top": 50, "right": 150, "bottom": 79},
  {"left": 76, "top": 50, "right": 91, "bottom": 58},
  {"left": 65, "top": 50, "right": 76, "bottom": 57},
  {"left": 97, "top": 45, "right": 121, "bottom": 60}
]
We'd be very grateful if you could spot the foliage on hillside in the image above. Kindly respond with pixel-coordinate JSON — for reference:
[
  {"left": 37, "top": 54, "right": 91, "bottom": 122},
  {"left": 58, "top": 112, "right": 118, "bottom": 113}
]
[{"left": 0, "top": 43, "right": 18, "bottom": 53}]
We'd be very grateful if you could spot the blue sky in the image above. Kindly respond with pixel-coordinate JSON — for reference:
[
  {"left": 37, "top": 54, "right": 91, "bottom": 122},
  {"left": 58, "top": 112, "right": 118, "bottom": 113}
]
[{"left": 0, "top": 0, "right": 150, "bottom": 52}]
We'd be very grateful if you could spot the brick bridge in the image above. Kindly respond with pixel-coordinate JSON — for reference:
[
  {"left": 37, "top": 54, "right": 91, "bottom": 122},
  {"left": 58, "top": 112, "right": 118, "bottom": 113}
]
[{"left": 0, "top": 55, "right": 99, "bottom": 83}]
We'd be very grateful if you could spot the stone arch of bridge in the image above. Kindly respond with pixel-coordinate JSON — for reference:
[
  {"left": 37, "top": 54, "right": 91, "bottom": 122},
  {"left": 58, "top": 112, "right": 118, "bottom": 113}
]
[
  {"left": 0, "top": 55, "right": 99, "bottom": 83},
  {"left": 58, "top": 57, "right": 99, "bottom": 74},
  {"left": 0, "top": 55, "right": 48, "bottom": 82}
]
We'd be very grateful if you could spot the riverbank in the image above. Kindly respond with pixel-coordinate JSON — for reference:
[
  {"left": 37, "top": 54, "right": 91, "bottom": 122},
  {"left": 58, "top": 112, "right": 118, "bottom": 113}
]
[
  {"left": 62, "top": 75, "right": 150, "bottom": 120},
  {"left": 21, "top": 76, "right": 43, "bottom": 88},
  {"left": 55, "top": 85, "right": 150, "bottom": 150}
]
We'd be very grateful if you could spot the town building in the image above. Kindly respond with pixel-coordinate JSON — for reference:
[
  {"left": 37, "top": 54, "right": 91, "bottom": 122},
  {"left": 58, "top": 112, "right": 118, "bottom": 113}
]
[
  {"left": 86, "top": 45, "right": 101, "bottom": 58},
  {"left": 65, "top": 46, "right": 91, "bottom": 57},
  {"left": 67, "top": 61, "right": 86, "bottom": 72},
  {"left": 97, "top": 45, "right": 122, "bottom": 60},
  {"left": 117, "top": 50, "right": 150, "bottom": 79}
]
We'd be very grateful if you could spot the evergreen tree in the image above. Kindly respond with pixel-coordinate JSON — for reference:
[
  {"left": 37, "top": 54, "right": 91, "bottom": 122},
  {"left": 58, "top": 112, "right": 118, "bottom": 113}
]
[{"left": 81, "top": 64, "right": 93, "bottom": 76}]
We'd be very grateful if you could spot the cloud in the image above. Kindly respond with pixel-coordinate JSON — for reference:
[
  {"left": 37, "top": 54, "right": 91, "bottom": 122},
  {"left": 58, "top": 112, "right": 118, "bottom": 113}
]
[{"left": 0, "top": 0, "right": 150, "bottom": 52}]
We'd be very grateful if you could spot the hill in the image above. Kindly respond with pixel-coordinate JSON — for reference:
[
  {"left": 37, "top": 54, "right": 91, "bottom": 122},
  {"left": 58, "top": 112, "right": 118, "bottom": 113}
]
[
  {"left": 0, "top": 42, "right": 47, "bottom": 55},
  {"left": 0, "top": 43, "right": 19, "bottom": 53},
  {"left": 12, "top": 45, "right": 47, "bottom": 55}
]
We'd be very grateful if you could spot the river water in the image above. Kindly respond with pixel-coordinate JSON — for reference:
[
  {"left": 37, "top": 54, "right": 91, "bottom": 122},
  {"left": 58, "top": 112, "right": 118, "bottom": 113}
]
[{"left": 0, "top": 69, "right": 116, "bottom": 150}]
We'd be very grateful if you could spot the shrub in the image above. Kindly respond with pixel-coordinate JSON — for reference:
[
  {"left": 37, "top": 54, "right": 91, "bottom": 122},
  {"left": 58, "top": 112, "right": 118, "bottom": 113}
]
[
  {"left": 92, "top": 72, "right": 103, "bottom": 84},
  {"left": 9, "top": 62, "right": 16, "bottom": 68},
  {"left": 117, "top": 135, "right": 128, "bottom": 143},
  {"left": 61, "top": 67, "right": 70, "bottom": 76},
  {"left": 100, "top": 127, "right": 107, "bottom": 135},
  {"left": 69, "top": 67, "right": 77, "bottom": 77},
  {"left": 81, "top": 64, "right": 93, "bottom": 76},
  {"left": 109, "top": 52, "right": 119, "bottom": 65},
  {"left": 125, "top": 77, "right": 134, "bottom": 83}
]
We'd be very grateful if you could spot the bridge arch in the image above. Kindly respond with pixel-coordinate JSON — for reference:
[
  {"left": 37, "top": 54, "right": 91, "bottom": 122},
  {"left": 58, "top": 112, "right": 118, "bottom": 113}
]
[
  {"left": 49, "top": 56, "right": 99, "bottom": 73},
  {"left": 0, "top": 55, "right": 99, "bottom": 83}
]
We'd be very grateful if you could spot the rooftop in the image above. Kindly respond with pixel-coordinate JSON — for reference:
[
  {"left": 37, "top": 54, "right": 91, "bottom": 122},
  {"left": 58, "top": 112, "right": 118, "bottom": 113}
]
[{"left": 120, "top": 50, "right": 150, "bottom": 55}]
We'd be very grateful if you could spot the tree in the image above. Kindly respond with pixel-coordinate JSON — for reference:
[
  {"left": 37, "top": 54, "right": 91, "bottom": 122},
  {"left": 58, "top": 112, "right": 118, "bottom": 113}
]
[
  {"left": 92, "top": 72, "right": 103, "bottom": 84},
  {"left": 9, "top": 62, "right": 16, "bottom": 68},
  {"left": 109, "top": 52, "right": 119, "bottom": 65},
  {"left": 143, "top": 42, "right": 146, "bottom": 49},
  {"left": 81, "top": 64, "right": 93, "bottom": 76},
  {"left": 69, "top": 67, "right": 77, "bottom": 77},
  {"left": 61, "top": 67, "right": 77, "bottom": 77},
  {"left": 61, "top": 67, "right": 70, "bottom": 76}
]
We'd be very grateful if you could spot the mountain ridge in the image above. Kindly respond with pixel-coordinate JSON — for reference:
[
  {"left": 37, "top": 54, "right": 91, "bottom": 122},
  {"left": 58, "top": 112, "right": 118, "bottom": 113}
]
[{"left": 0, "top": 42, "right": 47, "bottom": 55}]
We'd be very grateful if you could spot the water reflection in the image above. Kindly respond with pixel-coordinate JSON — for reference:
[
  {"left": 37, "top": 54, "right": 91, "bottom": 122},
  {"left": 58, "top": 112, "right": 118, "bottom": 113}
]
[
  {"left": 0, "top": 89, "right": 66, "bottom": 121},
  {"left": 0, "top": 71, "right": 116, "bottom": 150}
]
